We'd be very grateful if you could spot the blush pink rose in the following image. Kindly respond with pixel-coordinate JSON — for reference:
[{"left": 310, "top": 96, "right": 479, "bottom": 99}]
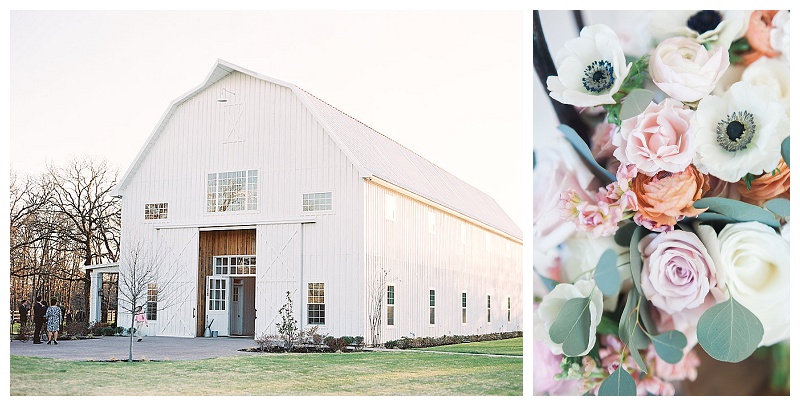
[
  {"left": 613, "top": 98, "right": 695, "bottom": 176},
  {"left": 639, "top": 230, "right": 718, "bottom": 315},
  {"left": 649, "top": 37, "right": 730, "bottom": 102}
]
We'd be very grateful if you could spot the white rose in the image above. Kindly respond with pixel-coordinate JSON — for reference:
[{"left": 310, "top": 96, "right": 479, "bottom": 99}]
[
  {"left": 560, "top": 234, "right": 630, "bottom": 312},
  {"left": 649, "top": 10, "right": 749, "bottom": 50},
  {"left": 533, "top": 280, "right": 604, "bottom": 356},
  {"left": 741, "top": 56, "right": 790, "bottom": 114},
  {"left": 692, "top": 81, "right": 789, "bottom": 182},
  {"left": 546, "top": 24, "right": 631, "bottom": 107},
  {"left": 697, "top": 221, "right": 790, "bottom": 346},
  {"left": 770, "top": 10, "right": 790, "bottom": 59},
  {"left": 649, "top": 37, "right": 730, "bottom": 103}
]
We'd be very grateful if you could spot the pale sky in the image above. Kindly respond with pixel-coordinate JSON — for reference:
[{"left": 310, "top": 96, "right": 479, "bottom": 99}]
[{"left": 9, "top": 9, "right": 525, "bottom": 227}]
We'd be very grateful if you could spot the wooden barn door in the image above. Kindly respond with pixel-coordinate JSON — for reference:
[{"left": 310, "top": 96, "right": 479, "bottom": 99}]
[{"left": 197, "top": 229, "right": 256, "bottom": 337}]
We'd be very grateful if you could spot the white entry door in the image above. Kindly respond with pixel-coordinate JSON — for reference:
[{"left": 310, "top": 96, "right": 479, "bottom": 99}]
[
  {"left": 206, "top": 275, "right": 230, "bottom": 336},
  {"left": 231, "top": 280, "right": 244, "bottom": 335}
]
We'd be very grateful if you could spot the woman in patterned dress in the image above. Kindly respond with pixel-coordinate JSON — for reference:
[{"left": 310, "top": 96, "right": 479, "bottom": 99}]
[{"left": 44, "top": 297, "right": 62, "bottom": 345}]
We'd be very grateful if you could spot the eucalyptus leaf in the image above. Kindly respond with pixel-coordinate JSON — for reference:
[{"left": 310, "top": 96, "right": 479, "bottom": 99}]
[
  {"left": 697, "top": 296, "right": 764, "bottom": 363},
  {"left": 614, "top": 221, "right": 637, "bottom": 247},
  {"left": 651, "top": 331, "right": 687, "bottom": 364},
  {"left": 549, "top": 297, "right": 593, "bottom": 357},
  {"left": 781, "top": 137, "right": 790, "bottom": 168},
  {"left": 629, "top": 226, "right": 646, "bottom": 295},
  {"left": 597, "top": 315, "right": 620, "bottom": 336},
  {"left": 558, "top": 124, "right": 616, "bottom": 185},
  {"left": 532, "top": 150, "right": 537, "bottom": 171},
  {"left": 619, "top": 89, "right": 654, "bottom": 121},
  {"left": 693, "top": 212, "right": 737, "bottom": 224},
  {"left": 537, "top": 274, "right": 559, "bottom": 293},
  {"left": 638, "top": 300, "right": 657, "bottom": 335},
  {"left": 765, "top": 198, "right": 790, "bottom": 219},
  {"left": 598, "top": 367, "right": 637, "bottom": 396},
  {"left": 693, "top": 197, "right": 780, "bottom": 229},
  {"left": 619, "top": 290, "right": 650, "bottom": 350},
  {"left": 594, "top": 249, "right": 621, "bottom": 297},
  {"left": 628, "top": 346, "right": 648, "bottom": 374}
]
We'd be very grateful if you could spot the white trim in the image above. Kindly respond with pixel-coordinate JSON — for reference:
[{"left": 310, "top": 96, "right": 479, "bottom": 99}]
[
  {"left": 153, "top": 217, "right": 316, "bottom": 230},
  {"left": 366, "top": 176, "right": 522, "bottom": 244}
]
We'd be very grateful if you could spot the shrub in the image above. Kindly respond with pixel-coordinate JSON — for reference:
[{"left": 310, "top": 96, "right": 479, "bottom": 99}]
[
  {"left": 384, "top": 331, "right": 522, "bottom": 349},
  {"left": 324, "top": 336, "right": 347, "bottom": 352},
  {"left": 65, "top": 319, "right": 90, "bottom": 336}
]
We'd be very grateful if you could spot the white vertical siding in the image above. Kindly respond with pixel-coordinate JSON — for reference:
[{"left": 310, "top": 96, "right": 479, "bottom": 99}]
[
  {"left": 364, "top": 181, "right": 522, "bottom": 343},
  {"left": 119, "top": 71, "right": 364, "bottom": 338}
]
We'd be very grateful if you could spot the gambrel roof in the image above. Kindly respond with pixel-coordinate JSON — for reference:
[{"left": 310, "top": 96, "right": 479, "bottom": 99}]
[{"left": 116, "top": 60, "right": 522, "bottom": 241}]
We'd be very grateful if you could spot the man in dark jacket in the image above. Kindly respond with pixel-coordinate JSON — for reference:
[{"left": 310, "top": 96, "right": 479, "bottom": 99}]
[
  {"left": 18, "top": 299, "right": 29, "bottom": 325},
  {"left": 32, "top": 296, "right": 46, "bottom": 344}
]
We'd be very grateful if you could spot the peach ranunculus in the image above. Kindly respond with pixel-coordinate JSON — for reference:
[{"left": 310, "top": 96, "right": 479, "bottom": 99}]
[
  {"left": 737, "top": 158, "right": 790, "bottom": 206},
  {"left": 740, "top": 11, "right": 781, "bottom": 66},
  {"left": 631, "top": 165, "right": 709, "bottom": 229},
  {"left": 613, "top": 98, "right": 695, "bottom": 176},
  {"left": 649, "top": 37, "right": 730, "bottom": 102}
]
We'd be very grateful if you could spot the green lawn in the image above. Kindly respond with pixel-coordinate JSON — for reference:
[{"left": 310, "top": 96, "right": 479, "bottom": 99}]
[
  {"left": 416, "top": 337, "right": 523, "bottom": 356},
  {"left": 9, "top": 344, "right": 522, "bottom": 396}
]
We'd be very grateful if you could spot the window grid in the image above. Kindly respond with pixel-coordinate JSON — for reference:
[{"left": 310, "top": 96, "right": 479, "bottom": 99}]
[
  {"left": 213, "top": 255, "right": 256, "bottom": 275},
  {"left": 461, "top": 292, "right": 467, "bottom": 324},
  {"left": 387, "top": 285, "right": 395, "bottom": 326},
  {"left": 487, "top": 295, "right": 492, "bottom": 323},
  {"left": 429, "top": 289, "right": 435, "bottom": 325},
  {"left": 209, "top": 279, "right": 226, "bottom": 311},
  {"left": 307, "top": 283, "right": 325, "bottom": 325},
  {"left": 144, "top": 203, "right": 168, "bottom": 220},
  {"left": 146, "top": 283, "right": 157, "bottom": 321},
  {"left": 507, "top": 297, "right": 511, "bottom": 323},
  {"left": 207, "top": 169, "right": 258, "bottom": 212},
  {"left": 303, "top": 192, "right": 332, "bottom": 212}
]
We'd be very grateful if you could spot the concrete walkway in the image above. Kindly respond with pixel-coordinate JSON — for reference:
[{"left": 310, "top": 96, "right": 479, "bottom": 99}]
[{"left": 9, "top": 335, "right": 261, "bottom": 361}]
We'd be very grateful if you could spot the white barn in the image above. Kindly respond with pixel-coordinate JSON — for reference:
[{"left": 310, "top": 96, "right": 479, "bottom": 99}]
[{"left": 113, "top": 60, "right": 522, "bottom": 343}]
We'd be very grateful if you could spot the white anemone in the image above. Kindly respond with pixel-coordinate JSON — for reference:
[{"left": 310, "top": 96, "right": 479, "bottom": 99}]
[
  {"left": 546, "top": 24, "right": 631, "bottom": 107},
  {"left": 692, "top": 81, "right": 789, "bottom": 182},
  {"left": 649, "top": 10, "right": 749, "bottom": 50}
]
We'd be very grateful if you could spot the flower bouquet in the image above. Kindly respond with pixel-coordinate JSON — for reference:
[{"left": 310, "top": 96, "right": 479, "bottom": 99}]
[{"left": 532, "top": 10, "right": 790, "bottom": 396}]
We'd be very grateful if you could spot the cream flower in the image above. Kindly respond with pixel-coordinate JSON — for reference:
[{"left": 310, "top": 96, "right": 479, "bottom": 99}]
[
  {"left": 741, "top": 56, "right": 790, "bottom": 114},
  {"left": 613, "top": 98, "right": 695, "bottom": 175},
  {"left": 649, "top": 10, "right": 749, "bottom": 50},
  {"left": 696, "top": 222, "right": 790, "bottom": 346},
  {"left": 649, "top": 37, "right": 730, "bottom": 102},
  {"left": 560, "top": 234, "right": 631, "bottom": 312},
  {"left": 546, "top": 24, "right": 631, "bottom": 107},
  {"left": 533, "top": 280, "right": 603, "bottom": 356},
  {"left": 770, "top": 10, "right": 790, "bottom": 59},
  {"left": 692, "top": 81, "right": 789, "bottom": 182}
]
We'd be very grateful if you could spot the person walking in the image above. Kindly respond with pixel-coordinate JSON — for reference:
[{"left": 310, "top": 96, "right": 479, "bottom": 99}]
[
  {"left": 44, "top": 298, "right": 62, "bottom": 345},
  {"left": 134, "top": 306, "right": 148, "bottom": 342},
  {"left": 32, "top": 296, "right": 46, "bottom": 344}
]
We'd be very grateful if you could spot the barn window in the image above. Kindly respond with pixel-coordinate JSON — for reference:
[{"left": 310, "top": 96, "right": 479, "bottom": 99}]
[
  {"left": 385, "top": 195, "right": 396, "bottom": 221},
  {"left": 461, "top": 292, "right": 467, "bottom": 324},
  {"left": 487, "top": 295, "right": 492, "bottom": 323},
  {"left": 213, "top": 256, "right": 256, "bottom": 275},
  {"left": 507, "top": 297, "right": 511, "bottom": 323},
  {"left": 208, "top": 279, "right": 226, "bottom": 311},
  {"left": 429, "top": 289, "right": 435, "bottom": 325},
  {"left": 144, "top": 203, "right": 168, "bottom": 220},
  {"left": 303, "top": 192, "right": 332, "bottom": 211},
  {"left": 428, "top": 212, "right": 436, "bottom": 234},
  {"left": 207, "top": 169, "right": 258, "bottom": 212},
  {"left": 147, "top": 283, "right": 158, "bottom": 321},
  {"left": 307, "top": 283, "right": 325, "bottom": 325},
  {"left": 386, "top": 285, "right": 395, "bottom": 326}
]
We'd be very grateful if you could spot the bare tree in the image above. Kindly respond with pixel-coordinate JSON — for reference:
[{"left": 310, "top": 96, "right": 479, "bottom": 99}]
[
  {"left": 45, "top": 157, "right": 121, "bottom": 317},
  {"left": 117, "top": 238, "right": 188, "bottom": 362},
  {"left": 367, "top": 268, "right": 389, "bottom": 347}
]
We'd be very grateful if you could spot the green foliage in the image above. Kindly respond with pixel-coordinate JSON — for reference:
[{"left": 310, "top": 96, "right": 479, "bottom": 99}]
[
  {"left": 694, "top": 197, "right": 781, "bottom": 229},
  {"left": 383, "top": 331, "right": 522, "bottom": 350},
  {"left": 594, "top": 249, "right": 621, "bottom": 297},
  {"left": 618, "top": 290, "right": 649, "bottom": 351},
  {"left": 619, "top": 89, "right": 654, "bottom": 121},
  {"left": 697, "top": 296, "right": 764, "bottom": 363},
  {"left": 276, "top": 291, "right": 298, "bottom": 350},
  {"left": 765, "top": 198, "right": 790, "bottom": 219},
  {"left": 781, "top": 137, "right": 790, "bottom": 167},
  {"left": 650, "top": 331, "right": 687, "bottom": 364},
  {"left": 613, "top": 221, "right": 637, "bottom": 247},
  {"left": 558, "top": 124, "right": 616, "bottom": 185},
  {"left": 628, "top": 226, "right": 647, "bottom": 295},
  {"left": 549, "top": 297, "right": 593, "bottom": 357},
  {"left": 598, "top": 366, "right": 637, "bottom": 396}
]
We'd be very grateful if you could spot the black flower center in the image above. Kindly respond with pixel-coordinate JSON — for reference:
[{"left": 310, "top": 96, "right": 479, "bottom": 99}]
[
  {"left": 716, "top": 111, "right": 756, "bottom": 152},
  {"left": 687, "top": 10, "right": 723, "bottom": 34},
  {"left": 582, "top": 60, "right": 615, "bottom": 93}
]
